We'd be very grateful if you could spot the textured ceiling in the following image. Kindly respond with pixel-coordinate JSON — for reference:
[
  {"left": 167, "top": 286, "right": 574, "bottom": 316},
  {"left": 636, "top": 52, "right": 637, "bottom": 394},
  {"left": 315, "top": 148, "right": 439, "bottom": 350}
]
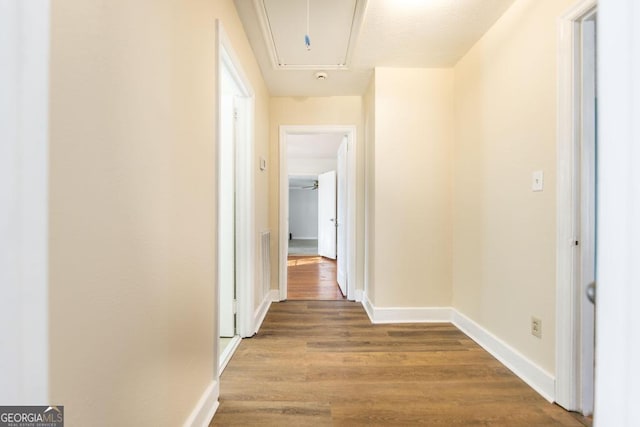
[{"left": 234, "top": 0, "right": 516, "bottom": 96}]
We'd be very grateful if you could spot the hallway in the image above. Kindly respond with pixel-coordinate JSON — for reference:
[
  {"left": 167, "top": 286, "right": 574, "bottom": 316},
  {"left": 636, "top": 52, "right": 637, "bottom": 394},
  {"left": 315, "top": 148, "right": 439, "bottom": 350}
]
[
  {"left": 287, "top": 256, "right": 346, "bottom": 300},
  {"left": 213, "top": 301, "right": 591, "bottom": 426}
]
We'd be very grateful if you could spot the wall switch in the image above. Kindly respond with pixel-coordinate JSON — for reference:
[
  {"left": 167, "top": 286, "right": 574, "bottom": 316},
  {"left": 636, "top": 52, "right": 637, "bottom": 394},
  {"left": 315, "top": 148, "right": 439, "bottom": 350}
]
[
  {"left": 531, "top": 317, "right": 542, "bottom": 338},
  {"left": 532, "top": 171, "right": 544, "bottom": 192}
]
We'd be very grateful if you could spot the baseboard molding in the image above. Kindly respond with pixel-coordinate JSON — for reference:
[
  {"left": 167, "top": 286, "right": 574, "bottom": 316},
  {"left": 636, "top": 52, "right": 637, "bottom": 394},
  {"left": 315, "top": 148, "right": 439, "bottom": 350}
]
[
  {"left": 452, "top": 310, "right": 556, "bottom": 402},
  {"left": 254, "top": 290, "right": 277, "bottom": 335},
  {"left": 218, "top": 335, "right": 241, "bottom": 374},
  {"left": 353, "top": 289, "right": 364, "bottom": 302},
  {"left": 361, "top": 294, "right": 453, "bottom": 324},
  {"left": 270, "top": 289, "right": 280, "bottom": 302},
  {"left": 182, "top": 380, "right": 219, "bottom": 427},
  {"left": 359, "top": 295, "right": 555, "bottom": 402}
]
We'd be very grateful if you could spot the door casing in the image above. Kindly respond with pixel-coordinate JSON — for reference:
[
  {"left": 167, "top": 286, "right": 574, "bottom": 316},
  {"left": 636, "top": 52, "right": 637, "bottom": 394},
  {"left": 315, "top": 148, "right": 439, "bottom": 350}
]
[
  {"left": 216, "top": 21, "right": 256, "bottom": 375},
  {"left": 279, "top": 125, "right": 357, "bottom": 301},
  {"left": 555, "top": 0, "right": 597, "bottom": 413}
]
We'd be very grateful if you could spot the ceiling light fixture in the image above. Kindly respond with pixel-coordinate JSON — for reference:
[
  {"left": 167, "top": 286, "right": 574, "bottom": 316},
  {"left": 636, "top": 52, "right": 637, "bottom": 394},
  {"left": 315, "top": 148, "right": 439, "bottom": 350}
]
[{"left": 315, "top": 71, "right": 328, "bottom": 81}]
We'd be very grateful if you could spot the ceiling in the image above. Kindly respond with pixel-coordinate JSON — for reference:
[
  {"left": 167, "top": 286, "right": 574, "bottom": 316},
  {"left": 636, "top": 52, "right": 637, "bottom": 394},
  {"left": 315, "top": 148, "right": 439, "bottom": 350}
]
[{"left": 234, "top": 0, "right": 516, "bottom": 96}]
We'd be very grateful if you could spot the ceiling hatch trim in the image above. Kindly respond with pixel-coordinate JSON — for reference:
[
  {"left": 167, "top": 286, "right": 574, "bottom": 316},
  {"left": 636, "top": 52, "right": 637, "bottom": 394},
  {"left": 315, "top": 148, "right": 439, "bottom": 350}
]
[{"left": 253, "top": 0, "right": 368, "bottom": 71}]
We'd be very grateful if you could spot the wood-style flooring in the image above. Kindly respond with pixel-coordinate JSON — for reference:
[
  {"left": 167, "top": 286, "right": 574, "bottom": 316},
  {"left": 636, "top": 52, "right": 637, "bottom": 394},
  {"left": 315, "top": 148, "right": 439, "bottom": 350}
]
[
  {"left": 212, "top": 300, "right": 592, "bottom": 426},
  {"left": 287, "top": 255, "right": 345, "bottom": 300}
]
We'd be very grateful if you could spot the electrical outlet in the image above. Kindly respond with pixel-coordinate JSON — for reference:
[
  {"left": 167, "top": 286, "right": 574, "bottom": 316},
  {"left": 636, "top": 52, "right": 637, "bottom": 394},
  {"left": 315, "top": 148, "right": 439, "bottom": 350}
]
[{"left": 531, "top": 317, "right": 542, "bottom": 338}]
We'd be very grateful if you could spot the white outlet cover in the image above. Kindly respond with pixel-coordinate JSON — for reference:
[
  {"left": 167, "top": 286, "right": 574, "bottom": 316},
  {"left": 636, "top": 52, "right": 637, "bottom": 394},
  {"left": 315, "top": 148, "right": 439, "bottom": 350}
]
[{"left": 532, "top": 171, "right": 544, "bottom": 192}]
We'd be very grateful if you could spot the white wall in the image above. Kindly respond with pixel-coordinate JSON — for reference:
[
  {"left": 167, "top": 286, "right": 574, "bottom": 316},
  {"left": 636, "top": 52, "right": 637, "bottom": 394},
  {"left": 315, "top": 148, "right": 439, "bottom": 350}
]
[
  {"left": 289, "top": 189, "right": 318, "bottom": 239},
  {"left": 288, "top": 158, "right": 336, "bottom": 176}
]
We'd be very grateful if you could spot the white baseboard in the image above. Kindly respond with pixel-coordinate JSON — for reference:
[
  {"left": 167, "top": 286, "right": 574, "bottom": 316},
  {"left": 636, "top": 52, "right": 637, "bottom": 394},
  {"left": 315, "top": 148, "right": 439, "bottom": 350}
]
[
  {"left": 270, "top": 289, "right": 280, "bottom": 302},
  {"left": 452, "top": 310, "right": 555, "bottom": 402},
  {"left": 290, "top": 237, "right": 317, "bottom": 240},
  {"left": 361, "top": 294, "right": 452, "bottom": 323},
  {"left": 359, "top": 295, "right": 555, "bottom": 402},
  {"left": 352, "top": 289, "right": 364, "bottom": 302},
  {"left": 218, "top": 335, "right": 242, "bottom": 374},
  {"left": 182, "top": 380, "right": 219, "bottom": 427},
  {"left": 254, "top": 290, "right": 278, "bottom": 335}
]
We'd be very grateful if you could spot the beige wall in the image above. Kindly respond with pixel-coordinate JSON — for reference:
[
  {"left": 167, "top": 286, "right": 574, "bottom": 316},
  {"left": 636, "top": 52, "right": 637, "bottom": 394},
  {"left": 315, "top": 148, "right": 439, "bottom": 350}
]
[
  {"left": 268, "top": 96, "right": 365, "bottom": 293},
  {"left": 48, "top": 0, "right": 269, "bottom": 425},
  {"left": 452, "top": 0, "right": 574, "bottom": 374},
  {"left": 363, "top": 78, "right": 376, "bottom": 300},
  {"left": 368, "top": 68, "right": 454, "bottom": 307}
]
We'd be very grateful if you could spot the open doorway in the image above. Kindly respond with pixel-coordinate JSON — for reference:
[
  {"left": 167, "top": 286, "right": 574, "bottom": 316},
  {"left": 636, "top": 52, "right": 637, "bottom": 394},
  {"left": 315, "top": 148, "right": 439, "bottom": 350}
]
[
  {"left": 216, "top": 22, "right": 256, "bottom": 373},
  {"left": 279, "top": 126, "right": 357, "bottom": 301},
  {"left": 556, "top": 0, "right": 597, "bottom": 416}
]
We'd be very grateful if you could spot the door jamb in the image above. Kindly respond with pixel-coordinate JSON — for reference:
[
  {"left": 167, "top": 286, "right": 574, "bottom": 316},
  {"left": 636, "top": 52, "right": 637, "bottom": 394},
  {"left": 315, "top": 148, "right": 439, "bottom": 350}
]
[
  {"left": 555, "top": 0, "right": 597, "bottom": 412},
  {"left": 278, "top": 125, "right": 358, "bottom": 301},
  {"left": 216, "top": 21, "right": 256, "bottom": 358}
]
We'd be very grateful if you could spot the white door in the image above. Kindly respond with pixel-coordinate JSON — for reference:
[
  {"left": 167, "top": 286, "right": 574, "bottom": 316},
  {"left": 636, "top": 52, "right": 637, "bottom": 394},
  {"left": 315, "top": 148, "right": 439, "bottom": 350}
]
[
  {"left": 218, "top": 91, "right": 236, "bottom": 338},
  {"left": 336, "top": 139, "right": 348, "bottom": 295},
  {"left": 595, "top": 0, "right": 640, "bottom": 424},
  {"left": 317, "top": 170, "right": 337, "bottom": 259}
]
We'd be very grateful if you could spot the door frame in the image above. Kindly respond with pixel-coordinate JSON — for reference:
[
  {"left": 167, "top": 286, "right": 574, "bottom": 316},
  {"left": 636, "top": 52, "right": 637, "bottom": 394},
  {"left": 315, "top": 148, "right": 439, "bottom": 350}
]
[
  {"left": 216, "top": 21, "right": 255, "bottom": 367},
  {"left": 0, "top": 0, "right": 51, "bottom": 404},
  {"left": 278, "top": 125, "right": 357, "bottom": 301},
  {"left": 595, "top": 0, "right": 640, "bottom": 423},
  {"left": 555, "top": 0, "right": 597, "bottom": 412}
]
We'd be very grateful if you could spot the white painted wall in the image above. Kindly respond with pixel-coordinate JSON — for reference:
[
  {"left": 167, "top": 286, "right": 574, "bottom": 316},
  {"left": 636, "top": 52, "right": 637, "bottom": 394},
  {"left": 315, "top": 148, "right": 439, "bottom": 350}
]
[
  {"left": 0, "top": 0, "right": 50, "bottom": 405},
  {"left": 288, "top": 157, "right": 337, "bottom": 176},
  {"left": 289, "top": 189, "right": 319, "bottom": 239}
]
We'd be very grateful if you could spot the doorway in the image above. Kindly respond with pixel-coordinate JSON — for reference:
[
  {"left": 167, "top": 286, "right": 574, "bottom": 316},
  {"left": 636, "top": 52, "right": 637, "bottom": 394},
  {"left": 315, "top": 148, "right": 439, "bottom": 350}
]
[
  {"left": 216, "top": 22, "right": 256, "bottom": 373},
  {"left": 279, "top": 126, "right": 357, "bottom": 301},
  {"left": 556, "top": 0, "right": 597, "bottom": 415}
]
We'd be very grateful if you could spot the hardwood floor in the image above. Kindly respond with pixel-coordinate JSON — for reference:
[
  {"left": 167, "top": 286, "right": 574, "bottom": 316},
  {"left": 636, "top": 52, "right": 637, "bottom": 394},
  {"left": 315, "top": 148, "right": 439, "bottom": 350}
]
[
  {"left": 287, "top": 255, "right": 345, "bottom": 300},
  {"left": 212, "top": 301, "right": 592, "bottom": 426}
]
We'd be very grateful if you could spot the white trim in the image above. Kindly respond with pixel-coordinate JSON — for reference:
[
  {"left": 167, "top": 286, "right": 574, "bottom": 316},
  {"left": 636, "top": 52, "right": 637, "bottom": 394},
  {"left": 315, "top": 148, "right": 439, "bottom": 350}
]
[
  {"left": 359, "top": 297, "right": 556, "bottom": 402},
  {"left": 353, "top": 289, "right": 364, "bottom": 303},
  {"left": 452, "top": 311, "right": 556, "bottom": 403},
  {"left": 182, "top": 380, "right": 220, "bottom": 427},
  {"left": 218, "top": 336, "right": 242, "bottom": 374},
  {"left": 216, "top": 21, "right": 256, "bottom": 341},
  {"left": 0, "top": 0, "right": 50, "bottom": 405},
  {"left": 253, "top": 289, "right": 276, "bottom": 334},
  {"left": 594, "top": 0, "right": 640, "bottom": 424},
  {"left": 279, "top": 125, "right": 358, "bottom": 301},
  {"left": 361, "top": 295, "right": 452, "bottom": 324},
  {"left": 555, "top": 0, "right": 597, "bottom": 412},
  {"left": 252, "top": 0, "right": 368, "bottom": 71}
]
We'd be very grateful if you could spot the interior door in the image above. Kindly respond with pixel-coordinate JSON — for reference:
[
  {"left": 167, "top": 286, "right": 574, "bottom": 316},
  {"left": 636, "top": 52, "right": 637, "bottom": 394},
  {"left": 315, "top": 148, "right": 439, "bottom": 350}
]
[
  {"left": 336, "top": 138, "right": 347, "bottom": 295},
  {"left": 219, "top": 91, "right": 236, "bottom": 338},
  {"left": 317, "top": 170, "right": 337, "bottom": 259}
]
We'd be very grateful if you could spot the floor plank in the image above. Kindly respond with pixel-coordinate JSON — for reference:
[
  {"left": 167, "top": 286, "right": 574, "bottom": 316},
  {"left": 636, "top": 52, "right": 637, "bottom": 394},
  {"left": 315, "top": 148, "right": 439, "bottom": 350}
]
[
  {"left": 212, "top": 301, "right": 592, "bottom": 426},
  {"left": 287, "top": 256, "right": 345, "bottom": 300}
]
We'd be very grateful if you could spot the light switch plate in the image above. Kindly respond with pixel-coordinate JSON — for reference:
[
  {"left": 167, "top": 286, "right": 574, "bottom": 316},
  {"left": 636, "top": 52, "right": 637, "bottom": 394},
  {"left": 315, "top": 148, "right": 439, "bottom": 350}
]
[{"left": 532, "top": 171, "right": 544, "bottom": 192}]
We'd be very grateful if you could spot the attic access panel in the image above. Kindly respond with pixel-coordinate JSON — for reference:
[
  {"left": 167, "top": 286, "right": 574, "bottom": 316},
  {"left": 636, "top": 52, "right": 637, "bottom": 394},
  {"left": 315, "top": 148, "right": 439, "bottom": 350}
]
[{"left": 255, "top": 0, "right": 366, "bottom": 70}]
